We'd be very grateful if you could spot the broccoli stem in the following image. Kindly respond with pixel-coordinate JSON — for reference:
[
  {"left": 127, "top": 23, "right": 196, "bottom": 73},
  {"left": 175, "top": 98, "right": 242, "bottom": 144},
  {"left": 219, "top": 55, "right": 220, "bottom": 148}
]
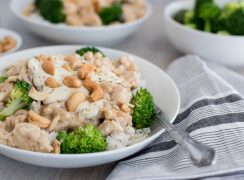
[
  {"left": 204, "top": 20, "right": 212, "bottom": 32},
  {"left": 0, "top": 76, "right": 7, "bottom": 84},
  {"left": 0, "top": 99, "right": 25, "bottom": 121}
]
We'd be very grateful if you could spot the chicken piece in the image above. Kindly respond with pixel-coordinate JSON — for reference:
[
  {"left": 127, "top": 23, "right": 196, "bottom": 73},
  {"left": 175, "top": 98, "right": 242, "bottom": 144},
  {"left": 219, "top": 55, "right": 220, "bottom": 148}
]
[
  {"left": 28, "top": 58, "right": 50, "bottom": 89},
  {"left": 0, "top": 122, "right": 9, "bottom": 145},
  {"left": 120, "top": 71, "right": 139, "bottom": 89},
  {"left": 5, "top": 110, "right": 28, "bottom": 132},
  {"left": 114, "top": 56, "right": 139, "bottom": 89},
  {"left": 63, "top": 0, "right": 79, "bottom": 14},
  {"left": 80, "top": 10, "right": 102, "bottom": 26},
  {"left": 66, "top": 14, "right": 84, "bottom": 26},
  {"left": 119, "top": 56, "right": 137, "bottom": 71},
  {"left": 77, "top": 100, "right": 104, "bottom": 120},
  {"left": 43, "top": 86, "right": 73, "bottom": 104},
  {"left": 101, "top": 81, "right": 114, "bottom": 94},
  {"left": 92, "top": 0, "right": 119, "bottom": 10},
  {"left": 41, "top": 103, "right": 67, "bottom": 120},
  {"left": 0, "top": 82, "right": 13, "bottom": 102},
  {"left": 31, "top": 101, "right": 42, "bottom": 114},
  {"left": 5, "top": 60, "right": 30, "bottom": 82},
  {"left": 99, "top": 120, "right": 123, "bottom": 135},
  {"left": 51, "top": 112, "right": 84, "bottom": 132},
  {"left": 115, "top": 111, "right": 132, "bottom": 127},
  {"left": 104, "top": 107, "right": 132, "bottom": 127},
  {"left": 5, "top": 65, "right": 18, "bottom": 76},
  {"left": 18, "top": 60, "right": 31, "bottom": 83},
  {"left": 111, "top": 85, "right": 132, "bottom": 106},
  {"left": 41, "top": 103, "right": 85, "bottom": 131},
  {"left": 76, "top": 0, "right": 93, "bottom": 8},
  {"left": 8, "top": 123, "right": 53, "bottom": 153},
  {"left": 122, "top": 1, "right": 145, "bottom": 22}
]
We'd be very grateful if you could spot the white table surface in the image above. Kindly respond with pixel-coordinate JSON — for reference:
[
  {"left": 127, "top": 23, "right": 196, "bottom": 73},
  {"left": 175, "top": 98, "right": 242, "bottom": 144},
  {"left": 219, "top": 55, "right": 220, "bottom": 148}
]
[{"left": 0, "top": 0, "right": 237, "bottom": 179}]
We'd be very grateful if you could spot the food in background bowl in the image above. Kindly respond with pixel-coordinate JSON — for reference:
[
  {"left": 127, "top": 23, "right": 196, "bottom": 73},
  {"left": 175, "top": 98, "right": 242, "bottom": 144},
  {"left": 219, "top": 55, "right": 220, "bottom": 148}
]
[
  {"left": 0, "top": 36, "right": 16, "bottom": 55},
  {"left": 164, "top": 0, "right": 244, "bottom": 66},
  {"left": 24, "top": 0, "right": 146, "bottom": 27},
  {"left": 0, "top": 47, "right": 156, "bottom": 154},
  {"left": 11, "top": 0, "right": 152, "bottom": 45},
  {"left": 173, "top": 0, "right": 244, "bottom": 36}
]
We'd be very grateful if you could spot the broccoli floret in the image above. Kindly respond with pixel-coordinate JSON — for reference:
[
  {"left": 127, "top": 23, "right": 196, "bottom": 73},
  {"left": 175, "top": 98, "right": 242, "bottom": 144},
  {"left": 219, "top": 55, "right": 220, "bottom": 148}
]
[
  {"left": 99, "top": 3, "right": 123, "bottom": 25},
  {"left": 76, "top": 47, "right": 105, "bottom": 57},
  {"left": 195, "top": 0, "right": 214, "bottom": 13},
  {"left": 212, "top": 2, "right": 244, "bottom": 35},
  {"left": 175, "top": 0, "right": 244, "bottom": 35},
  {"left": 57, "top": 124, "right": 107, "bottom": 154},
  {"left": 194, "top": 0, "right": 221, "bottom": 32},
  {"left": 0, "top": 76, "right": 7, "bottom": 84},
  {"left": 224, "top": 7, "right": 244, "bottom": 35},
  {"left": 34, "top": 0, "right": 42, "bottom": 9},
  {"left": 222, "top": 2, "right": 241, "bottom": 17},
  {"left": 0, "top": 80, "right": 33, "bottom": 121},
  {"left": 39, "top": 0, "right": 65, "bottom": 23},
  {"left": 131, "top": 88, "right": 155, "bottom": 129},
  {"left": 174, "top": 9, "right": 188, "bottom": 24},
  {"left": 174, "top": 10, "right": 204, "bottom": 30}
]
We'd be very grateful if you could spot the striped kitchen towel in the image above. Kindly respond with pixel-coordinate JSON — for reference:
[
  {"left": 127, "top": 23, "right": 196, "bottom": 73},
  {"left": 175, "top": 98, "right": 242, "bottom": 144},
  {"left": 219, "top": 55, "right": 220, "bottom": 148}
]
[{"left": 107, "top": 55, "right": 244, "bottom": 180}]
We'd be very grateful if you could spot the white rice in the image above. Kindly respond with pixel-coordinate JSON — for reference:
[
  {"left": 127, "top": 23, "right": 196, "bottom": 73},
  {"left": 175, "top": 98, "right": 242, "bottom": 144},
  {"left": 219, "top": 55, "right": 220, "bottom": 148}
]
[{"left": 106, "top": 127, "right": 151, "bottom": 150}]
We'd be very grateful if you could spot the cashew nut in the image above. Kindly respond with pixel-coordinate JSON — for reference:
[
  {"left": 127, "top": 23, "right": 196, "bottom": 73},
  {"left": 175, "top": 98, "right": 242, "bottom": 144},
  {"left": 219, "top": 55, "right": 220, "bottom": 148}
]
[
  {"left": 45, "top": 77, "right": 59, "bottom": 88},
  {"left": 37, "top": 54, "right": 48, "bottom": 62},
  {"left": 42, "top": 59, "right": 55, "bottom": 75},
  {"left": 121, "top": 103, "right": 131, "bottom": 112},
  {"left": 6, "top": 76, "right": 19, "bottom": 82},
  {"left": 48, "top": 115, "right": 60, "bottom": 132},
  {"left": 28, "top": 110, "right": 51, "bottom": 128},
  {"left": 67, "top": 92, "right": 86, "bottom": 112},
  {"left": 83, "top": 79, "right": 104, "bottom": 102},
  {"left": 28, "top": 87, "right": 48, "bottom": 101},
  {"left": 62, "top": 63, "right": 72, "bottom": 71},
  {"left": 64, "top": 54, "right": 80, "bottom": 62},
  {"left": 52, "top": 139, "right": 61, "bottom": 154},
  {"left": 63, "top": 76, "right": 82, "bottom": 88},
  {"left": 78, "top": 64, "right": 96, "bottom": 80}
]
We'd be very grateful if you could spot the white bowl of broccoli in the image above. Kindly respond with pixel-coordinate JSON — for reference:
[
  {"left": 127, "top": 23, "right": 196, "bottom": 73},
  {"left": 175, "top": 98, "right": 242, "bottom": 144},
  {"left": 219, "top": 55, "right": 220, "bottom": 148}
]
[
  {"left": 10, "top": 0, "right": 152, "bottom": 46},
  {"left": 164, "top": 0, "right": 244, "bottom": 66},
  {"left": 0, "top": 45, "right": 180, "bottom": 168}
]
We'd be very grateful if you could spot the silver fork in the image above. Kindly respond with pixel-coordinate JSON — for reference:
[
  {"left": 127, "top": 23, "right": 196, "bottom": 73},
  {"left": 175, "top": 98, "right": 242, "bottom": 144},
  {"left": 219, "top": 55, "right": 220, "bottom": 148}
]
[{"left": 155, "top": 106, "right": 215, "bottom": 167}]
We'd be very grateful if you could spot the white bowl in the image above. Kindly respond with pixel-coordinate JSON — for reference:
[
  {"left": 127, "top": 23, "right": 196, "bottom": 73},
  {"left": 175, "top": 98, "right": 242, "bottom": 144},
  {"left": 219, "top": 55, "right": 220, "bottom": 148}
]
[
  {"left": 0, "top": 28, "right": 22, "bottom": 56},
  {"left": 10, "top": 0, "right": 152, "bottom": 46},
  {"left": 164, "top": 0, "right": 244, "bottom": 67},
  {"left": 0, "top": 45, "right": 180, "bottom": 168}
]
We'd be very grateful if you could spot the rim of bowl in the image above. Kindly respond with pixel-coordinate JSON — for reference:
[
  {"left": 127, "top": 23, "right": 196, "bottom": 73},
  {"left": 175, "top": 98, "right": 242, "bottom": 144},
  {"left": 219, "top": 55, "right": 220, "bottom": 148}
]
[
  {"left": 0, "top": 45, "right": 180, "bottom": 158},
  {"left": 10, "top": 0, "right": 153, "bottom": 31},
  {"left": 0, "top": 28, "right": 22, "bottom": 56},
  {"left": 163, "top": 0, "right": 244, "bottom": 40}
]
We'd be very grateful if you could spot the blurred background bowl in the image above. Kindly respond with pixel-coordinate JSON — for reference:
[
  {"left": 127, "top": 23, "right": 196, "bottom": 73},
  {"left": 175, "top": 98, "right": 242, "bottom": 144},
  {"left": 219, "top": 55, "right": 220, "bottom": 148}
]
[
  {"left": 0, "top": 28, "right": 22, "bottom": 56},
  {"left": 163, "top": 0, "right": 244, "bottom": 67},
  {"left": 10, "top": 0, "right": 152, "bottom": 47}
]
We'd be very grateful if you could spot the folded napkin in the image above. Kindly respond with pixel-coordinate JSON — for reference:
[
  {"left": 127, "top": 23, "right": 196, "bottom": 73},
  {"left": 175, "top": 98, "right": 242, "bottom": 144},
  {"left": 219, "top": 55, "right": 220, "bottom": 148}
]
[{"left": 107, "top": 55, "right": 244, "bottom": 180}]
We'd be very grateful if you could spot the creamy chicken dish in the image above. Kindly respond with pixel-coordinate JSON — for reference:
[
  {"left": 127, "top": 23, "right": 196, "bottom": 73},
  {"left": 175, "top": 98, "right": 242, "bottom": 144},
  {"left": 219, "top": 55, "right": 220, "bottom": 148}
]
[
  {"left": 24, "top": 0, "right": 146, "bottom": 26},
  {"left": 0, "top": 47, "right": 153, "bottom": 154}
]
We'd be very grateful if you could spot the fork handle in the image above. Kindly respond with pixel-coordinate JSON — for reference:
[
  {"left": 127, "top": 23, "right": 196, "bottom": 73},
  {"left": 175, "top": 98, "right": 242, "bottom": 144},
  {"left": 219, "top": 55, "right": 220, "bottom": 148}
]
[{"left": 156, "top": 114, "right": 215, "bottom": 167}]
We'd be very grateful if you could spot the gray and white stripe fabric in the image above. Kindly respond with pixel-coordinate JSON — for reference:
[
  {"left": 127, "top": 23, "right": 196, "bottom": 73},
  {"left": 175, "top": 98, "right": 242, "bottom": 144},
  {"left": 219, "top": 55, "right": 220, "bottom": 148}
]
[{"left": 107, "top": 55, "right": 244, "bottom": 180}]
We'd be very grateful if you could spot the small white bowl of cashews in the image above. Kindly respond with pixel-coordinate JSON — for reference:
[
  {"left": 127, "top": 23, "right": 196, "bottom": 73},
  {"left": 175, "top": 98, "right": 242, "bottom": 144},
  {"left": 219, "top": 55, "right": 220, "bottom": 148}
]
[
  {"left": 10, "top": 0, "right": 152, "bottom": 46},
  {"left": 0, "top": 28, "right": 22, "bottom": 56}
]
